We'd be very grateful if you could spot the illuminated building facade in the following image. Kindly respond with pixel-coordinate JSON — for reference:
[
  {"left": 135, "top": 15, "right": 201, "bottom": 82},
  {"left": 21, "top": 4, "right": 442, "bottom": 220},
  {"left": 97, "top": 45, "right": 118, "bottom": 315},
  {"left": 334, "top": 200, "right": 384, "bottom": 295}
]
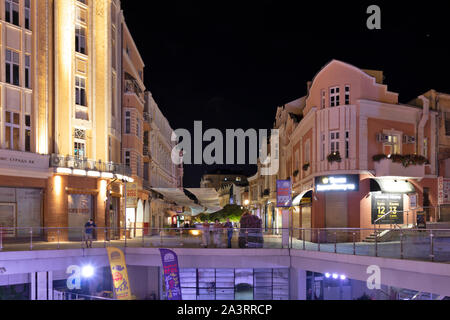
[{"left": 0, "top": 0, "right": 137, "bottom": 242}]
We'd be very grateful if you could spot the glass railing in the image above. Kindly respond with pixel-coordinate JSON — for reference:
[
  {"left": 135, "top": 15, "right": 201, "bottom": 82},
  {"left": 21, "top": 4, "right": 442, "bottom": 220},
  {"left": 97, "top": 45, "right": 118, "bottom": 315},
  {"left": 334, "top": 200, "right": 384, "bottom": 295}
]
[{"left": 1, "top": 227, "right": 449, "bottom": 263}]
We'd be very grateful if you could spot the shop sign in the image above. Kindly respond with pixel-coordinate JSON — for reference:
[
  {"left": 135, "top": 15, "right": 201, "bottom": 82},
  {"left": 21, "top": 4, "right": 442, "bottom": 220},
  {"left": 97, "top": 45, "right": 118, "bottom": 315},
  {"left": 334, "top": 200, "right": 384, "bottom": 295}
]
[
  {"left": 372, "top": 193, "right": 404, "bottom": 224},
  {"left": 0, "top": 150, "right": 49, "bottom": 170},
  {"left": 126, "top": 183, "right": 138, "bottom": 207},
  {"left": 276, "top": 180, "right": 292, "bottom": 208},
  {"left": 438, "top": 177, "right": 450, "bottom": 205},
  {"left": 315, "top": 175, "right": 359, "bottom": 192}
]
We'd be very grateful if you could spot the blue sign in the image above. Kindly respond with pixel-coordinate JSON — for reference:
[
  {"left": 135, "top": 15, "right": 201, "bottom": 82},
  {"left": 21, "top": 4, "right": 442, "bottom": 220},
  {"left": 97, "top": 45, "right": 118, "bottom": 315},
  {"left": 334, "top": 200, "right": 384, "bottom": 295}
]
[
  {"left": 159, "top": 249, "right": 182, "bottom": 300},
  {"left": 277, "top": 180, "right": 292, "bottom": 208}
]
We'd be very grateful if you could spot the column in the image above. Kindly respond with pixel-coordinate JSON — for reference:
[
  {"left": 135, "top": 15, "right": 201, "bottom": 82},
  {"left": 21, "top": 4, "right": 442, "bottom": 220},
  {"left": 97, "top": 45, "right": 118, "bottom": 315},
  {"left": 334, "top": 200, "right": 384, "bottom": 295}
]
[
  {"left": 289, "top": 268, "right": 307, "bottom": 300},
  {"left": 30, "top": 271, "right": 53, "bottom": 300}
]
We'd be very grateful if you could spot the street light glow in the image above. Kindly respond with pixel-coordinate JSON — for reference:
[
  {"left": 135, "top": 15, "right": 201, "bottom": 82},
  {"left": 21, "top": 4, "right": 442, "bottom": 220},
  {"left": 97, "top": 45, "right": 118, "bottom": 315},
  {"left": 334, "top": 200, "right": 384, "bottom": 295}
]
[{"left": 81, "top": 265, "right": 95, "bottom": 278}]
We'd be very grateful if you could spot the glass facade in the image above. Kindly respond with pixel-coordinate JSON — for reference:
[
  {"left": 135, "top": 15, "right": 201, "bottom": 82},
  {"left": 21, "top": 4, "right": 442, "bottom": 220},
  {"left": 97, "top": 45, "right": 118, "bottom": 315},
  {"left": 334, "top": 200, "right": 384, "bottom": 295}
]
[{"left": 169, "top": 268, "right": 289, "bottom": 301}]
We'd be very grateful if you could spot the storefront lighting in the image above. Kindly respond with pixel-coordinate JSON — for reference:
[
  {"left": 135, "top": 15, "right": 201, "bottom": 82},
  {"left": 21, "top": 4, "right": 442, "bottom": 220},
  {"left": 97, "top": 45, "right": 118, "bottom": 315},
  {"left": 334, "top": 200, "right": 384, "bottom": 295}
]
[
  {"left": 332, "top": 273, "right": 339, "bottom": 279},
  {"left": 101, "top": 172, "right": 114, "bottom": 179},
  {"left": 87, "top": 171, "right": 101, "bottom": 178},
  {"left": 325, "top": 273, "right": 331, "bottom": 278},
  {"left": 377, "top": 180, "right": 413, "bottom": 193},
  {"left": 54, "top": 175, "right": 62, "bottom": 196},
  {"left": 340, "top": 275, "right": 347, "bottom": 280},
  {"left": 73, "top": 169, "right": 87, "bottom": 176},
  {"left": 56, "top": 167, "right": 72, "bottom": 175},
  {"left": 190, "top": 230, "right": 201, "bottom": 236}
]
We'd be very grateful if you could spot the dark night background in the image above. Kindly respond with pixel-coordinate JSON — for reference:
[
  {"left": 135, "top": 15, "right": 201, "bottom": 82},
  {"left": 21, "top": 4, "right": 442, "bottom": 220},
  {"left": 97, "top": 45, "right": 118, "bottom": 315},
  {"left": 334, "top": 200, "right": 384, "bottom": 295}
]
[{"left": 121, "top": 1, "right": 450, "bottom": 187}]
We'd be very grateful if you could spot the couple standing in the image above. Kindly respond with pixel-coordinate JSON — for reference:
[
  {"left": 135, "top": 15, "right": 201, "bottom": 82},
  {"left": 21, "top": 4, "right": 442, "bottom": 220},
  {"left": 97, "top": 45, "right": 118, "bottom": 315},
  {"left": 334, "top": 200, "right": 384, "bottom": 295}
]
[{"left": 202, "top": 218, "right": 234, "bottom": 248}]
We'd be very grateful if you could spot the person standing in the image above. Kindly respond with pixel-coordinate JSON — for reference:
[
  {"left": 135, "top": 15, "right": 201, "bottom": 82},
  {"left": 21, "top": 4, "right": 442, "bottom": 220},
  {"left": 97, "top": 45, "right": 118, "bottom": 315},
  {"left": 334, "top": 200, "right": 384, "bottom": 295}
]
[
  {"left": 213, "top": 219, "right": 223, "bottom": 248},
  {"left": 202, "top": 219, "right": 211, "bottom": 248},
  {"left": 223, "top": 218, "right": 234, "bottom": 248},
  {"left": 84, "top": 219, "right": 97, "bottom": 248}
]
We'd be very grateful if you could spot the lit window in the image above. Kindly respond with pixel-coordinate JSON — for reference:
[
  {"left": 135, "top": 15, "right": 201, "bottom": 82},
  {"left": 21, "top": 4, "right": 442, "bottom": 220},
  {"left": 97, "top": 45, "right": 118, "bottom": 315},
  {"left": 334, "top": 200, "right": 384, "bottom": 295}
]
[
  {"left": 6, "top": 49, "right": 20, "bottom": 86},
  {"left": 74, "top": 129, "right": 86, "bottom": 158},
  {"left": 75, "top": 76, "right": 87, "bottom": 106},
  {"left": 330, "top": 131, "right": 340, "bottom": 154},
  {"left": 5, "top": 111, "right": 20, "bottom": 150},
  {"left": 75, "top": 25, "right": 87, "bottom": 54},
  {"left": 5, "top": 0, "right": 19, "bottom": 26},
  {"left": 330, "top": 87, "right": 340, "bottom": 107}
]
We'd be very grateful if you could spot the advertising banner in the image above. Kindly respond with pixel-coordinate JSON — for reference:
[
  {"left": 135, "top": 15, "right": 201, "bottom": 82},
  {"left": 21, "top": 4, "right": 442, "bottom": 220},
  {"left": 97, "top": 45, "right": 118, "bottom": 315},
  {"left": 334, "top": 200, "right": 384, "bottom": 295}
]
[
  {"left": 106, "top": 247, "right": 132, "bottom": 300},
  {"left": 276, "top": 180, "right": 292, "bottom": 208},
  {"left": 159, "top": 249, "right": 182, "bottom": 300},
  {"left": 438, "top": 177, "right": 450, "bottom": 205},
  {"left": 372, "top": 193, "right": 404, "bottom": 224}
]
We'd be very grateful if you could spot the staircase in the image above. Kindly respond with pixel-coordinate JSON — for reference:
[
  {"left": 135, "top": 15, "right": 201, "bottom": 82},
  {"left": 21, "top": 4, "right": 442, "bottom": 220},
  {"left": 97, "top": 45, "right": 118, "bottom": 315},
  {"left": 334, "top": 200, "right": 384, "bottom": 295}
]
[{"left": 363, "top": 230, "right": 393, "bottom": 243}]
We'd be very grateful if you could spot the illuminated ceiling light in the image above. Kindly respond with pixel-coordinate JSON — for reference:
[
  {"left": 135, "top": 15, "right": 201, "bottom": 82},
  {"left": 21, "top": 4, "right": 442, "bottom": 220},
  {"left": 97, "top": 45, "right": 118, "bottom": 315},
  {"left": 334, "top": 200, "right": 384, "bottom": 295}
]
[
  {"left": 340, "top": 275, "right": 347, "bottom": 280},
  {"left": 87, "top": 171, "right": 101, "bottom": 178},
  {"left": 81, "top": 265, "right": 95, "bottom": 278},
  {"left": 73, "top": 169, "right": 87, "bottom": 176},
  {"left": 56, "top": 167, "right": 72, "bottom": 175},
  {"left": 101, "top": 172, "right": 114, "bottom": 179},
  {"left": 332, "top": 273, "right": 339, "bottom": 279},
  {"left": 325, "top": 273, "right": 331, "bottom": 278}
]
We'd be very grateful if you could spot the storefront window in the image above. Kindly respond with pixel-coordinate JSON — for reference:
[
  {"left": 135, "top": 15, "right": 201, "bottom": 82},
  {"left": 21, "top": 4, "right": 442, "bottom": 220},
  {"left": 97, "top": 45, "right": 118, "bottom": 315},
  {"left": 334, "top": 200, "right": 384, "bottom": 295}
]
[{"left": 68, "top": 194, "right": 93, "bottom": 240}]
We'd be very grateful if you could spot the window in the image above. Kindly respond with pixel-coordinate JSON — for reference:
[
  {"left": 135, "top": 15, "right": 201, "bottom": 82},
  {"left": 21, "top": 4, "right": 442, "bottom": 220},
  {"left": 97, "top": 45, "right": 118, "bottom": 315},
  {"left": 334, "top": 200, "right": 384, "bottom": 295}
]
[
  {"left": 321, "top": 134, "right": 325, "bottom": 161},
  {"left": 25, "top": 115, "right": 31, "bottom": 152},
  {"left": 423, "top": 138, "right": 428, "bottom": 159},
  {"left": 5, "top": 0, "right": 19, "bottom": 26},
  {"left": 136, "top": 117, "right": 141, "bottom": 138},
  {"left": 445, "top": 113, "right": 450, "bottom": 136},
  {"left": 5, "top": 111, "right": 20, "bottom": 150},
  {"left": 384, "top": 134, "right": 401, "bottom": 155},
  {"left": 75, "top": 25, "right": 87, "bottom": 54},
  {"left": 25, "top": 55, "right": 31, "bottom": 88},
  {"left": 125, "top": 111, "right": 131, "bottom": 134},
  {"left": 345, "top": 131, "right": 349, "bottom": 159},
  {"left": 77, "top": 0, "right": 87, "bottom": 4},
  {"left": 321, "top": 90, "right": 326, "bottom": 109},
  {"left": 74, "top": 129, "right": 86, "bottom": 158},
  {"left": 305, "top": 140, "right": 311, "bottom": 164},
  {"left": 136, "top": 156, "right": 141, "bottom": 177},
  {"left": 330, "top": 87, "right": 340, "bottom": 107},
  {"left": 76, "top": 6, "right": 87, "bottom": 23},
  {"left": 330, "top": 131, "right": 340, "bottom": 154},
  {"left": 75, "top": 76, "right": 87, "bottom": 106},
  {"left": 125, "top": 151, "right": 131, "bottom": 167},
  {"left": 24, "top": 0, "right": 30, "bottom": 29},
  {"left": 6, "top": 49, "right": 20, "bottom": 86},
  {"left": 345, "top": 85, "right": 350, "bottom": 105}
]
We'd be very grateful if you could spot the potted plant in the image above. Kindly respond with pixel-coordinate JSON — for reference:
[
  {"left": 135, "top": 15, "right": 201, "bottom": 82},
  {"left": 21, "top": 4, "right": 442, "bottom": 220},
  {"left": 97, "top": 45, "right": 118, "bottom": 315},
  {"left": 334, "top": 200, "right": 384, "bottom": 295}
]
[
  {"left": 372, "top": 154, "right": 388, "bottom": 162},
  {"left": 327, "top": 152, "right": 342, "bottom": 164},
  {"left": 238, "top": 212, "right": 263, "bottom": 248}
]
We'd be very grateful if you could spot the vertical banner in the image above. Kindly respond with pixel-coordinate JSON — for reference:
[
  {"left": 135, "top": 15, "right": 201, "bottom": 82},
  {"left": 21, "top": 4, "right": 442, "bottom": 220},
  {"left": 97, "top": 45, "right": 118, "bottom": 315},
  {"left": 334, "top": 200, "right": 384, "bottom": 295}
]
[
  {"left": 106, "top": 247, "right": 132, "bottom": 300},
  {"left": 159, "top": 249, "right": 182, "bottom": 300},
  {"left": 277, "top": 180, "right": 292, "bottom": 208}
]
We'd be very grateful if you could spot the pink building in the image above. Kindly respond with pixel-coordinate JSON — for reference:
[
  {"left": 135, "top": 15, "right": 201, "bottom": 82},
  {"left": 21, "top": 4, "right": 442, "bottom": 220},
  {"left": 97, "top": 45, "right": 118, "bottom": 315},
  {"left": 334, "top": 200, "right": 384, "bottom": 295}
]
[{"left": 277, "top": 60, "right": 440, "bottom": 241}]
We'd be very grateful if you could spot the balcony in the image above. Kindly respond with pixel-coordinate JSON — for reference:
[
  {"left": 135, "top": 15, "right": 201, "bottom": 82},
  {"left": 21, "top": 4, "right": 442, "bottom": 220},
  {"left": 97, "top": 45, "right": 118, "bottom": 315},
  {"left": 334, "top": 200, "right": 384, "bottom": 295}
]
[
  {"left": 374, "top": 158, "right": 425, "bottom": 179},
  {"left": 50, "top": 154, "right": 132, "bottom": 179},
  {"left": 143, "top": 111, "right": 151, "bottom": 122},
  {"left": 124, "top": 79, "right": 145, "bottom": 105}
]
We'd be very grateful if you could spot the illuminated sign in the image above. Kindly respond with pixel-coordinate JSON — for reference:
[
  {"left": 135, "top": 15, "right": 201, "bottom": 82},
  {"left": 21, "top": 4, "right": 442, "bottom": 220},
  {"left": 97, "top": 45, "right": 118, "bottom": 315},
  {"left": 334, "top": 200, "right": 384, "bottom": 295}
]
[
  {"left": 315, "top": 175, "right": 359, "bottom": 192},
  {"left": 277, "top": 180, "right": 292, "bottom": 207},
  {"left": 372, "top": 193, "right": 404, "bottom": 224}
]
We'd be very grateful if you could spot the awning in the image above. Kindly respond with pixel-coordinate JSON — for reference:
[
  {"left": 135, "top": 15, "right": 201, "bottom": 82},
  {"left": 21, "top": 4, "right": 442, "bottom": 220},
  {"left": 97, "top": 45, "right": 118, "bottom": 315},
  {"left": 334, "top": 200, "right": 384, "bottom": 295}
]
[
  {"left": 292, "top": 190, "right": 313, "bottom": 206},
  {"left": 370, "top": 179, "right": 416, "bottom": 194}
]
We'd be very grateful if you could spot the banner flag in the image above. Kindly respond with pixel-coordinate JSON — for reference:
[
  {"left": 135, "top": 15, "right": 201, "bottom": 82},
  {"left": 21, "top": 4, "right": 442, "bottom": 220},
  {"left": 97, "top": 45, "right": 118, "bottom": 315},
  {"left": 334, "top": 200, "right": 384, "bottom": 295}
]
[
  {"left": 159, "top": 249, "right": 182, "bottom": 300},
  {"left": 106, "top": 247, "right": 132, "bottom": 300}
]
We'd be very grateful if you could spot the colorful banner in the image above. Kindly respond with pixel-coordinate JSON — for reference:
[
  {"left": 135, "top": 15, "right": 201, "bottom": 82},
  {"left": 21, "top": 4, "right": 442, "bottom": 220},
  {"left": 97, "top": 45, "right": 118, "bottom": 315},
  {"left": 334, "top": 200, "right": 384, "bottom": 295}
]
[
  {"left": 106, "top": 247, "right": 132, "bottom": 300},
  {"left": 277, "top": 180, "right": 292, "bottom": 208},
  {"left": 159, "top": 249, "right": 182, "bottom": 300}
]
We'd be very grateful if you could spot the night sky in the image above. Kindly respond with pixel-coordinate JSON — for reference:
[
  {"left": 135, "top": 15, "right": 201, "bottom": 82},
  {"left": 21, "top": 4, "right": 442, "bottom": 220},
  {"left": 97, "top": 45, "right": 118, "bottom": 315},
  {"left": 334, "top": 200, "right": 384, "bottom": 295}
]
[{"left": 121, "top": 1, "right": 450, "bottom": 187}]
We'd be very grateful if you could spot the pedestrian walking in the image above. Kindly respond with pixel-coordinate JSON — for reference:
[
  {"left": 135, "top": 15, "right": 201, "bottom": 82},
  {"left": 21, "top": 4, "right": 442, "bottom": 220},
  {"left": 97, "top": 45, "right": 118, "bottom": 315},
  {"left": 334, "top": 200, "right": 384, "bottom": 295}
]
[
  {"left": 202, "top": 220, "right": 211, "bottom": 248},
  {"left": 223, "top": 218, "right": 234, "bottom": 248},
  {"left": 84, "top": 219, "right": 97, "bottom": 248}
]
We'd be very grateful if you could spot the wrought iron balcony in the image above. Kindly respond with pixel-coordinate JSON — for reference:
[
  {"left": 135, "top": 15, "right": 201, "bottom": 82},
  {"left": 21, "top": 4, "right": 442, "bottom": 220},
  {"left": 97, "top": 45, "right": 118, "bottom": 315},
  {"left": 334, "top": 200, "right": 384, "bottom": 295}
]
[{"left": 50, "top": 154, "right": 132, "bottom": 178}]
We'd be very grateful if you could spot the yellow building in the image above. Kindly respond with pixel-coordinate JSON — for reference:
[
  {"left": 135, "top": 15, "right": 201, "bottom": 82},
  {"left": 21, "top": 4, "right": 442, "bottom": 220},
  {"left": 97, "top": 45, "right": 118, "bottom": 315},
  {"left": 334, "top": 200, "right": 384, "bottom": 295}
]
[{"left": 0, "top": 0, "right": 136, "bottom": 242}]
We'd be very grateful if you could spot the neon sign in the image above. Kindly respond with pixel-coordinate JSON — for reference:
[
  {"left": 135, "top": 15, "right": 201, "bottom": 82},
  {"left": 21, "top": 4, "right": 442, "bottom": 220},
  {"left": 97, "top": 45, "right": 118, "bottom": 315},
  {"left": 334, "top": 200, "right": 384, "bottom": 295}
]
[{"left": 315, "top": 175, "right": 359, "bottom": 192}]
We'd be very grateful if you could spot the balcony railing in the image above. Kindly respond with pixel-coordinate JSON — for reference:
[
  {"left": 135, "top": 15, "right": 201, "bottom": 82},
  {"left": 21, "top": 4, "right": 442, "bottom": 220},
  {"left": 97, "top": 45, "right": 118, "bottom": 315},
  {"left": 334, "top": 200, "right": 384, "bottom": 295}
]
[
  {"left": 374, "top": 158, "right": 426, "bottom": 178},
  {"left": 50, "top": 154, "right": 132, "bottom": 177},
  {"left": 1, "top": 226, "right": 449, "bottom": 263},
  {"left": 124, "top": 80, "right": 145, "bottom": 104},
  {"left": 143, "top": 111, "right": 151, "bottom": 122}
]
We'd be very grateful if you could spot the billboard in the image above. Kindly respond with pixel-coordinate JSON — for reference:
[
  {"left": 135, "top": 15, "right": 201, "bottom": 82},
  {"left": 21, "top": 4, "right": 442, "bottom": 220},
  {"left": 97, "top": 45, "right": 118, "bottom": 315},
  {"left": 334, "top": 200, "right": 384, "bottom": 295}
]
[
  {"left": 160, "top": 249, "right": 182, "bottom": 300},
  {"left": 371, "top": 193, "right": 404, "bottom": 224}
]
